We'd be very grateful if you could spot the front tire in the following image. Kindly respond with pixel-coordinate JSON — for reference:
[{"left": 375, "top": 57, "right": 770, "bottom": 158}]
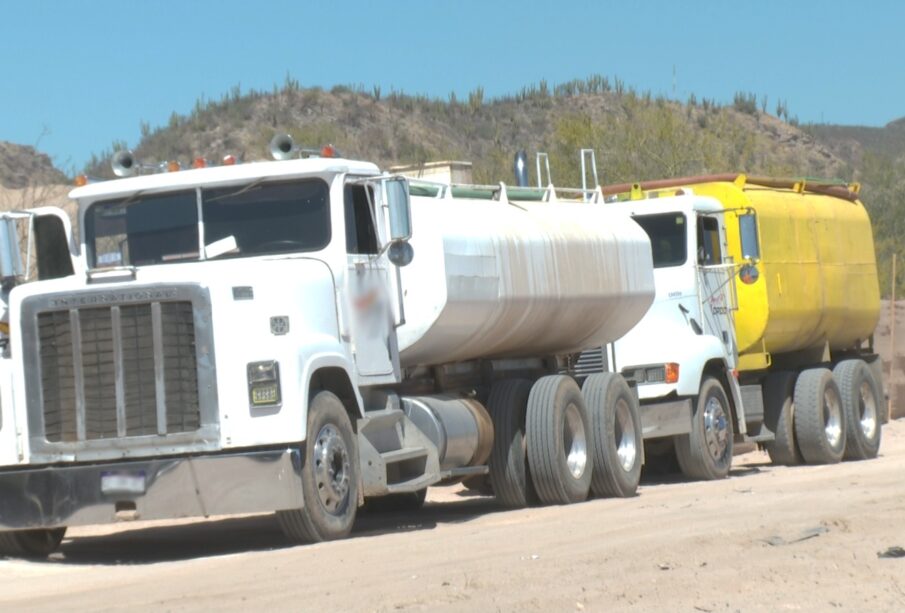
[
  {"left": 526, "top": 375, "right": 592, "bottom": 505},
  {"left": 675, "top": 377, "right": 734, "bottom": 480},
  {"left": 277, "top": 391, "right": 360, "bottom": 544},
  {"left": 833, "top": 360, "right": 882, "bottom": 460},
  {"left": 793, "top": 368, "right": 846, "bottom": 464},
  {"left": 582, "top": 373, "right": 642, "bottom": 498}
]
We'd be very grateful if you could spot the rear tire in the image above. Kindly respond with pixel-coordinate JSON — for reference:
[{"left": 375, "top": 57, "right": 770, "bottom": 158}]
[
  {"left": 675, "top": 377, "right": 734, "bottom": 480},
  {"left": 526, "top": 375, "right": 592, "bottom": 505},
  {"left": 487, "top": 379, "right": 536, "bottom": 508},
  {"left": 277, "top": 391, "right": 360, "bottom": 544},
  {"left": 763, "top": 371, "right": 803, "bottom": 466},
  {"left": 0, "top": 528, "right": 66, "bottom": 558},
  {"left": 581, "top": 373, "right": 642, "bottom": 498},
  {"left": 793, "top": 368, "right": 846, "bottom": 464},
  {"left": 833, "top": 360, "right": 882, "bottom": 460}
]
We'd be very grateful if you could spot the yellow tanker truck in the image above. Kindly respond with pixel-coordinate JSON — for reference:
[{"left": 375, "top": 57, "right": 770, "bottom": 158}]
[{"left": 602, "top": 174, "right": 885, "bottom": 467}]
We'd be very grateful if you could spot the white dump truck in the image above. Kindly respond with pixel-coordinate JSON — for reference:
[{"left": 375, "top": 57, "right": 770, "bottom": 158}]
[{"left": 0, "top": 138, "right": 655, "bottom": 556}]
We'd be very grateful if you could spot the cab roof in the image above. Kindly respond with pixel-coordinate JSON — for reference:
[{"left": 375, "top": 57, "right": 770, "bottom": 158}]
[{"left": 69, "top": 157, "right": 381, "bottom": 202}]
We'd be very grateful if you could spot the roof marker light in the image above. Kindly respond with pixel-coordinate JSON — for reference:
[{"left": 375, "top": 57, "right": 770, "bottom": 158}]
[
  {"left": 167, "top": 160, "right": 181, "bottom": 172},
  {"left": 74, "top": 175, "right": 88, "bottom": 187},
  {"left": 192, "top": 157, "right": 207, "bottom": 169},
  {"left": 222, "top": 154, "right": 237, "bottom": 166}
]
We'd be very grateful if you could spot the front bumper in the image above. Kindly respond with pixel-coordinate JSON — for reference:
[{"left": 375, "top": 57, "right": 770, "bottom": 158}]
[{"left": 0, "top": 448, "right": 304, "bottom": 531}]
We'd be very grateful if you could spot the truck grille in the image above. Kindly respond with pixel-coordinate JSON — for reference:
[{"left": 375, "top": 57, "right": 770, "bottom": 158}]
[{"left": 37, "top": 301, "right": 201, "bottom": 442}]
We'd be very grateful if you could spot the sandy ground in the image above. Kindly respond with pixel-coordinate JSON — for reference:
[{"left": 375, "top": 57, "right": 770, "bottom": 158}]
[{"left": 0, "top": 420, "right": 902, "bottom": 612}]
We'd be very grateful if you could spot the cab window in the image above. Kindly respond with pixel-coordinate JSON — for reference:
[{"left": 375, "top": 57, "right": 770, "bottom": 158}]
[
  {"left": 632, "top": 213, "right": 687, "bottom": 268},
  {"left": 344, "top": 184, "right": 379, "bottom": 254},
  {"left": 697, "top": 216, "right": 722, "bottom": 265}
]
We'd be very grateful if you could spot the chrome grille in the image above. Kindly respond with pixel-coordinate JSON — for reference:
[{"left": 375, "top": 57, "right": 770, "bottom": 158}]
[{"left": 38, "top": 301, "right": 200, "bottom": 443}]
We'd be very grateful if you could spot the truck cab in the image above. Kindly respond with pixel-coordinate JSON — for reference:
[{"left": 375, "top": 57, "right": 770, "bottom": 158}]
[{"left": 593, "top": 190, "right": 762, "bottom": 480}]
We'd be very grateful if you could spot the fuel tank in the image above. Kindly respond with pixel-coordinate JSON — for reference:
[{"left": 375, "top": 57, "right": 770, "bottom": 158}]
[{"left": 396, "top": 195, "right": 655, "bottom": 367}]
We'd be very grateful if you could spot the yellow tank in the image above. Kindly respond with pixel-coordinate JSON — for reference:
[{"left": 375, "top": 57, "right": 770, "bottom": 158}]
[{"left": 603, "top": 175, "right": 881, "bottom": 372}]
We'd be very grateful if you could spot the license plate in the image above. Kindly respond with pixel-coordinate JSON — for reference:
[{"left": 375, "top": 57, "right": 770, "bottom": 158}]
[{"left": 101, "top": 471, "right": 146, "bottom": 495}]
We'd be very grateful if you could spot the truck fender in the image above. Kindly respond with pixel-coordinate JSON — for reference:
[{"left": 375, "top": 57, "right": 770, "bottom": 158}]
[
  {"left": 672, "top": 334, "right": 727, "bottom": 396},
  {"left": 678, "top": 338, "right": 747, "bottom": 436},
  {"left": 299, "top": 352, "right": 364, "bottom": 443}
]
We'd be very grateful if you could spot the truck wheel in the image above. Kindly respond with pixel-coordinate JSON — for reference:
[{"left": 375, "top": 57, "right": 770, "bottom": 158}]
[
  {"left": 581, "top": 373, "right": 642, "bottom": 498},
  {"left": 277, "top": 391, "right": 359, "bottom": 544},
  {"left": 526, "top": 375, "right": 592, "bottom": 505},
  {"left": 763, "top": 371, "right": 803, "bottom": 466},
  {"left": 0, "top": 528, "right": 66, "bottom": 558},
  {"left": 487, "top": 379, "right": 536, "bottom": 508},
  {"left": 833, "top": 360, "right": 882, "bottom": 460},
  {"left": 793, "top": 368, "right": 846, "bottom": 464},
  {"left": 675, "top": 377, "right": 733, "bottom": 480}
]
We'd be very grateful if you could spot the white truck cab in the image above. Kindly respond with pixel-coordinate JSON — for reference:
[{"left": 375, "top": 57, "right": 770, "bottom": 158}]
[{"left": 589, "top": 191, "right": 756, "bottom": 480}]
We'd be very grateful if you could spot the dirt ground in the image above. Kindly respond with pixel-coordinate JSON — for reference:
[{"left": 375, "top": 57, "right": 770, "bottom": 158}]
[{"left": 0, "top": 418, "right": 902, "bottom": 612}]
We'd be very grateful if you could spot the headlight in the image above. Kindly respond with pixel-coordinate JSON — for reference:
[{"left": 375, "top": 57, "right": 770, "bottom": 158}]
[
  {"left": 625, "top": 362, "right": 679, "bottom": 385},
  {"left": 247, "top": 360, "right": 281, "bottom": 406}
]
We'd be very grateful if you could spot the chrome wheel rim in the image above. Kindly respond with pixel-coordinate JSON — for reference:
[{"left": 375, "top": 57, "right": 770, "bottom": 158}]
[
  {"left": 312, "top": 424, "right": 351, "bottom": 513},
  {"left": 823, "top": 387, "right": 843, "bottom": 449},
  {"left": 858, "top": 380, "right": 878, "bottom": 440},
  {"left": 563, "top": 403, "right": 588, "bottom": 479},
  {"left": 703, "top": 395, "right": 729, "bottom": 461},
  {"left": 614, "top": 398, "right": 637, "bottom": 472}
]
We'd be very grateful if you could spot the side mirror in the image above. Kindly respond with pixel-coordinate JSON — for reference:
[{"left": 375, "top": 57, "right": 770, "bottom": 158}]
[
  {"left": 0, "top": 217, "right": 24, "bottom": 284},
  {"left": 384, "top": 177, "right": 412, "bottom": 242},
  {"left": 738, "top": 211, "right": 760, "bottom": 262}
]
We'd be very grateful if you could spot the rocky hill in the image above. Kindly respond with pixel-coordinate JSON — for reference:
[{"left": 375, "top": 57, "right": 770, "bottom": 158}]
[
  {"left": 0, "top": 141, "right": 67, "bottom": 189},
  {"left": 82, "top": 80, "right": 848, "bottom": 189},
  {"left": 806, "top": 116, "right": 905, "bottom": 165}
]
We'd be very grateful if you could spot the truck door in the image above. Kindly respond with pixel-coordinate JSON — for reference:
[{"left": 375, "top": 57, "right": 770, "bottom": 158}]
[
  {"left": 343, "top": 181, "right": 396, "bottom": 377},
  {"left": 696, "top": 215, "right": 738, "bottom": 367}
]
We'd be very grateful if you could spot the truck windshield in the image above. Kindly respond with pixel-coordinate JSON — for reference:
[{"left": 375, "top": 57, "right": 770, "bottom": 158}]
[
  {"left": 632, "top": 213, "right": 687, "bottom": 268},
  {"left": 85, "top": 179, "right": 331, "bottom": 268}
]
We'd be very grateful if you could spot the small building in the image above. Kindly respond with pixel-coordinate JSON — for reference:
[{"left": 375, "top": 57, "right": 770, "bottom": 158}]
[{"left": 389, "top": 161, "right": 473, "bottom": 185}]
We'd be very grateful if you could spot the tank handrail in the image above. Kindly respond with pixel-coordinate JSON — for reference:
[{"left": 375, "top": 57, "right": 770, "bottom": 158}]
[
  {"left": 406, "top": 177, "right": 599, "bottom": 203},
  {"left": 599, "top": 173, "right": 859, "bottom": 202}
]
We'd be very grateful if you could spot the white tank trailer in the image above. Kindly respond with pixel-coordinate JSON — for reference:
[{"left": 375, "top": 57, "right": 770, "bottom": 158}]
[
  {"left": 399, "top": 195, "right": 654, "bottom": 365},
  {"left": 0, "top": 148, "right": 656, "bottom": 555}
]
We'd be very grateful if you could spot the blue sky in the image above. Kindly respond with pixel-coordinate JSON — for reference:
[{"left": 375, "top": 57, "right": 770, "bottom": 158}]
[{"left": 1, "top": 0, "right": 903, "bottom": 173}]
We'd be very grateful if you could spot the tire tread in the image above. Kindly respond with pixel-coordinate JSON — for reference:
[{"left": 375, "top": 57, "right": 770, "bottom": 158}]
[
  {"left": 582, "top": 373, "right": 642, "bottom": 498},
  {"left": 793, "top": 368, "right": 845, "bottom": 464},
  {"left": 487, "top": 379, "right": 534, "bottom": 508}
]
